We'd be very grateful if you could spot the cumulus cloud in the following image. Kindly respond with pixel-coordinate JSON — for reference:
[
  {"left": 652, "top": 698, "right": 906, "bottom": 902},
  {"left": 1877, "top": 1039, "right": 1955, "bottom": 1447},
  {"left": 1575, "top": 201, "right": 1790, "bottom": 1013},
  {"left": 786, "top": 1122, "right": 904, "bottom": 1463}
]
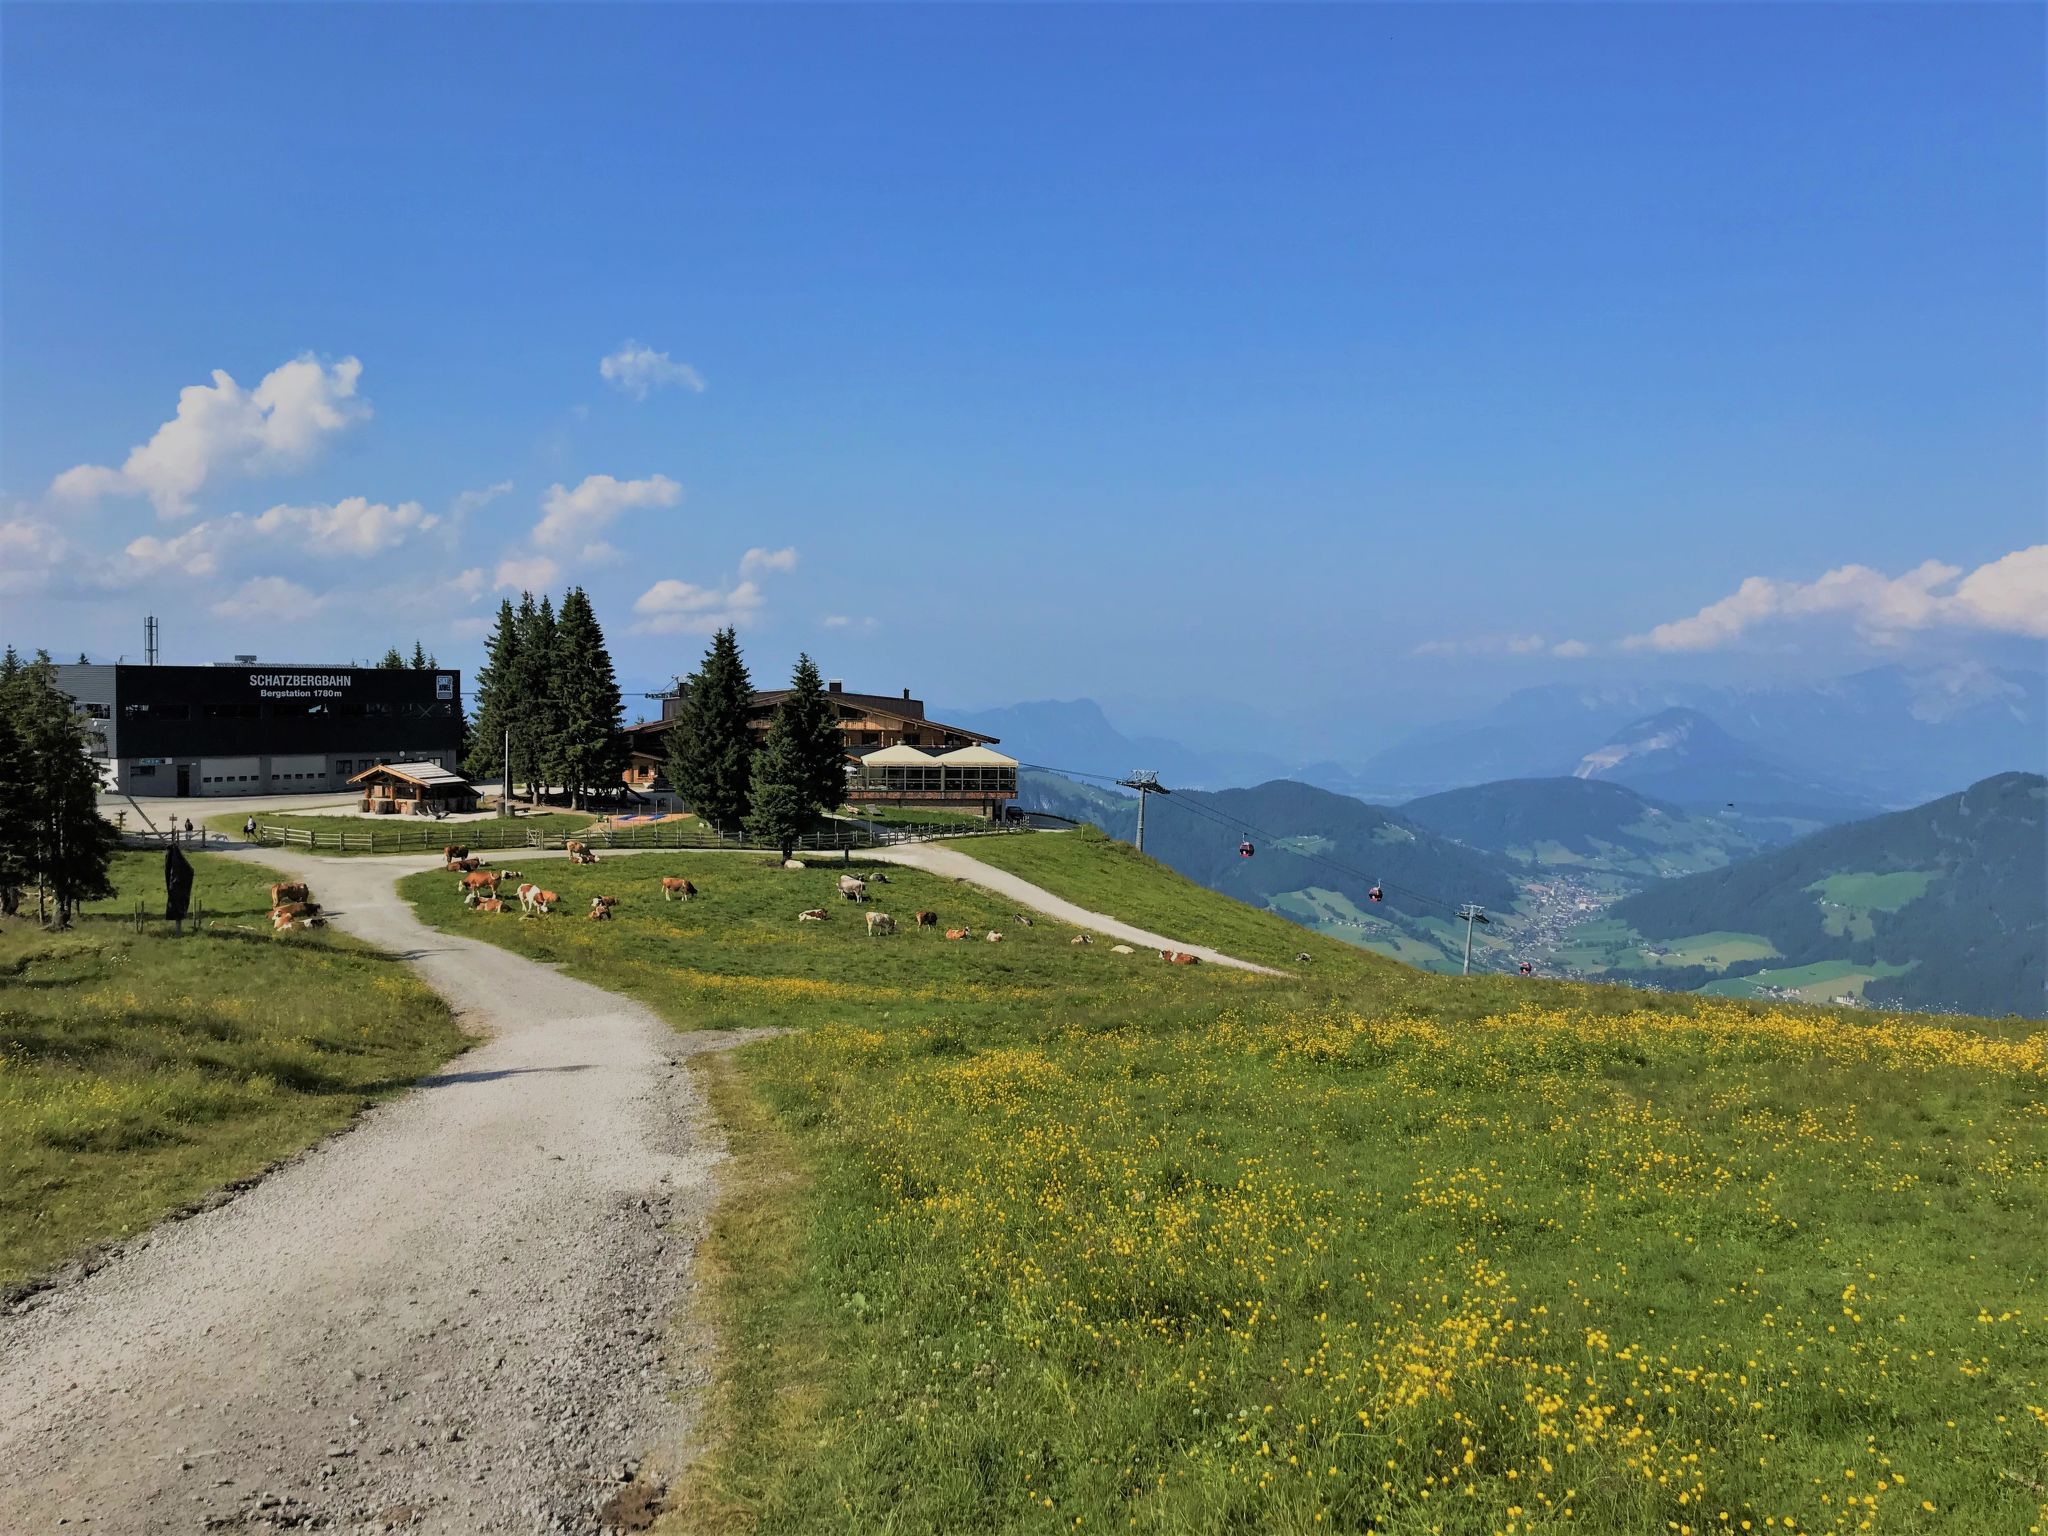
[
  {"left": 532, "top": 473, "right": 681, "bottom": 550},
  {"left": 210, "top": 576, "right": 324, "bottom": 623},
  {"left": 1550, "top": 639, "right": 1593, "bottom": 659},
  {"left": 599, "top": 342, "right": 706, "bottom": 401},
  {"left": 0, "top": 518, "right": 101, "bottom": 595},
  {"left": 580, "top": 541, "right": 624, "bottom": 565},
  {"left": 252, "top": 498, "right": 437, "bottom": 557},
  {"left": 124, "top": 522, "right": 233, "bottom": 577},
  {"left": 1625, "top": 546, "right": 2048, "bottom": 651},
  {"left": 49, "top": 354, "right": 368, "bottom": 517},
  {"left": 631, "top": 578, "right": 764, "bottom": 636},
  {"left": 494, "top": 555, "right": 562, "bottom": 592},
  {"left": 740, "top": 545, "right": 798, "bottom": 577}
]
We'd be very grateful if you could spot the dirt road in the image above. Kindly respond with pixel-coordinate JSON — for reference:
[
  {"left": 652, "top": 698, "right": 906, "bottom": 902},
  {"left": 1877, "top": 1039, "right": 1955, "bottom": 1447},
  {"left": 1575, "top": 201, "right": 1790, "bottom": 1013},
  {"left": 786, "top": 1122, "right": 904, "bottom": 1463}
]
[
  {"left": 867, "top": 840, "right": 1285, "bottom": 973},
  {"left": 0, "top": 851, "right": 733, "bottom": 1535}
]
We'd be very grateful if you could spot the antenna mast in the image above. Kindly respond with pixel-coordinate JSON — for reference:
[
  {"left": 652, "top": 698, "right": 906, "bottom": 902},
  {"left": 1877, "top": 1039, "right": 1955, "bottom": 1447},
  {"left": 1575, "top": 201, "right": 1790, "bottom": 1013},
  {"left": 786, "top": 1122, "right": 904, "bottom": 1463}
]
[{"left": 144, "top": 615, "right": 159, "bottom": 666}]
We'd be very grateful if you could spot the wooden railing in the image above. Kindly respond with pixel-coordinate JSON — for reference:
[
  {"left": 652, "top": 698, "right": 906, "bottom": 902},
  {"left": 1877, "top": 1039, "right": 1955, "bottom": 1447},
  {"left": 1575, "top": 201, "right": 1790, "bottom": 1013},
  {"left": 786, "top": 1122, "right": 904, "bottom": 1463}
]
[{"left": 250, "top": 818, "right": 1032, "bottom": 854}]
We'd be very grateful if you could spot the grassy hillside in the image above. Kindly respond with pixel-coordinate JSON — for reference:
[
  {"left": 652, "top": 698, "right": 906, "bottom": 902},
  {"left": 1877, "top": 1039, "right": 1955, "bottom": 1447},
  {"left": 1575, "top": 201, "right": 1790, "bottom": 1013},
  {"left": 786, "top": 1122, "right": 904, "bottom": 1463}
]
[
  {"left": 1399, "top": 775, "right": 1763, "bottom": 881},
  {"left": 1604, "top": 772, "right": 2045, "bottom": 1017},
  {"left": 1015, "top": 776, "right": 1530, "bottom": 971},
  {"left": 397, "top": 838, "right": 2048, "bottom": 1536},
  {"left": 0, "top": 852, "right": 465, "bottom": 1291}
]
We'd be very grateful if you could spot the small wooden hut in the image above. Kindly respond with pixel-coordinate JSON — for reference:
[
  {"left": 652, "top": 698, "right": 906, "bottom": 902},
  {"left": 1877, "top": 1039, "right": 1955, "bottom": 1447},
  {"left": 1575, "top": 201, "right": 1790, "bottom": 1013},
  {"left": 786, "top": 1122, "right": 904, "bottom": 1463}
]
[{"left": 347, "top": 760, "right": 480, "bottom": 816}]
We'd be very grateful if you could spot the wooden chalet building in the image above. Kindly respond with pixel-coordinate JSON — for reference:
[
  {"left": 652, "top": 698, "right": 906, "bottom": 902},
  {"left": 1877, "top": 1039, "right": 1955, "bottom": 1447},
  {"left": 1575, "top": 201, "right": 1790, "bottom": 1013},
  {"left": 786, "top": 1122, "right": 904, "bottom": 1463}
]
[
  {"left": 348, "top": 760, "right": 481, "bottom": 815},
  {"left": 621, "top": 680, "right": 1018, "bottom": 818}
]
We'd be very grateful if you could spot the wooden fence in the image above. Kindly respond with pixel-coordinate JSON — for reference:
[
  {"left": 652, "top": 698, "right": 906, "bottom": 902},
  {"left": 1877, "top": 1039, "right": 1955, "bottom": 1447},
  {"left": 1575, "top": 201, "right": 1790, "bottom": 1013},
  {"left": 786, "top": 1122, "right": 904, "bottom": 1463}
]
[{"left": 249, "top": 817, "right": 1030, "bottom": 855}]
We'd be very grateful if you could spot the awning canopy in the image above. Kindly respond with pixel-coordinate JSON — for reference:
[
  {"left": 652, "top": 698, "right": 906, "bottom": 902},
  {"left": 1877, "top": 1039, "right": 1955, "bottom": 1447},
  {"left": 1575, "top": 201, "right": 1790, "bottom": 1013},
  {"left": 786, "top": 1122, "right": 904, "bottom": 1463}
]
[
  {"left": 934, "top": 745, "right": 1019, "bottom": 767},
  {"left": 859, "top": 743, "right": 940, "bottom": 767}
]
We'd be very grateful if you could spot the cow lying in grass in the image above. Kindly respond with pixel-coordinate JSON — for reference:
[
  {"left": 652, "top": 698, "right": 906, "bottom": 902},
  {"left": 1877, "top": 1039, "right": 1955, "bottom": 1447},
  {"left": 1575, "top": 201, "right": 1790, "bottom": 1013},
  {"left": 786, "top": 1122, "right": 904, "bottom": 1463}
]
[
  {"left": 945, "top": 927, "right": 971, "bottom": 941},
  {"left": 587, "top": 895, "right": 619, "bottom": 920},
  {"left": 798, "top": 908, "right": 829, "bottom": 923},
  {"left": 1160, "top": 950, "right": 1201, "bottom": 965}
]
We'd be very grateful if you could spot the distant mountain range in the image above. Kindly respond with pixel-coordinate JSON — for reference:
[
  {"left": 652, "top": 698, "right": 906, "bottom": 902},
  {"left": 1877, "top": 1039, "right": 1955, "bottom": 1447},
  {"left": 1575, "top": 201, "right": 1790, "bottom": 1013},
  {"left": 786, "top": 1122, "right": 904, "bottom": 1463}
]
[
  {"left": 1577, "top": 773, "right": 2046, "bottom": 1018},
  {"left": 1399, "top": 776, "right": 1764, "bottom": 881},
  {"left": 957, "top": 662, "right": 2046, "bottom": 815}
]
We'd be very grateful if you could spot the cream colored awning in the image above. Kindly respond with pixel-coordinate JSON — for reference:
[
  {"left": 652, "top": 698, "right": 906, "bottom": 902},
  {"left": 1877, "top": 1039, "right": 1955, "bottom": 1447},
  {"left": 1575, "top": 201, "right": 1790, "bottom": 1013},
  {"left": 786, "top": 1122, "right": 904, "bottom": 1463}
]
[
  {"left": 935, "top": 745, "right": 1018, "bottom": 767},
  {"left": 859, "top": 744, "right": 940, "bottom": 767}
]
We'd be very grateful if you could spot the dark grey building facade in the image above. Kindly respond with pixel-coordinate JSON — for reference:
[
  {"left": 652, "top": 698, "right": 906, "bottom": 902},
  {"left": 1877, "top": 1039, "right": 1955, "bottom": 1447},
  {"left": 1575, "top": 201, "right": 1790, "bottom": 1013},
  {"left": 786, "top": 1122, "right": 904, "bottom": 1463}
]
[{"left": 54, "top": 663, "right": 463, "bottom": 798}]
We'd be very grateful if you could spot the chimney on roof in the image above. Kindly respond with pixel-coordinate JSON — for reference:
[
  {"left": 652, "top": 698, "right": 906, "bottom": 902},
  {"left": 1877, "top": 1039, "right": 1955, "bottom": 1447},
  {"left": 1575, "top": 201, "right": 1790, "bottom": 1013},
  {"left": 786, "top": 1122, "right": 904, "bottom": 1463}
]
[
  {"left": 902, "top": 688, "right": 910, "bottom": 700},
  {"left": 828, "top": 679, "right": 843, "bottom": 693}
]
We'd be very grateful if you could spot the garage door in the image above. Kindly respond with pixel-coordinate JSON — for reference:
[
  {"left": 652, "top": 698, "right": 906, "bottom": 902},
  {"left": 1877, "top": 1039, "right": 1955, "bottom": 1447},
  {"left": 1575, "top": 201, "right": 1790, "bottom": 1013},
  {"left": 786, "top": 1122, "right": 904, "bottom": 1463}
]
[
  {"left": 269, "top": 754, "right": 329, "bottom": 789},
  {"left": 199, "top": 757, "right": 262, "bottom": 795}
]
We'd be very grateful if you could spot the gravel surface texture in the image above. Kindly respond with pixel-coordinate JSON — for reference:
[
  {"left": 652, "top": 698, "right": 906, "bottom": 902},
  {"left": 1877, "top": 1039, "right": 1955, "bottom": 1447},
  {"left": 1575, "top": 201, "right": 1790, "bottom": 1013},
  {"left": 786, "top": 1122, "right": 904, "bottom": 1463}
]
[{"left": 0, "top": 849, "right": 745, "bottom": 1535}]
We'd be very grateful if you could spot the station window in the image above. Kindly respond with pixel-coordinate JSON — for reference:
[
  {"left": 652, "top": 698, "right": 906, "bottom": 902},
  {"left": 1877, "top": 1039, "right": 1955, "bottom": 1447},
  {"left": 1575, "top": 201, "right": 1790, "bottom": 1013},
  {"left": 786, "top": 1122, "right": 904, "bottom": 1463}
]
[{"left": 131, "top": 764, "right": 156, "bottom": 777}]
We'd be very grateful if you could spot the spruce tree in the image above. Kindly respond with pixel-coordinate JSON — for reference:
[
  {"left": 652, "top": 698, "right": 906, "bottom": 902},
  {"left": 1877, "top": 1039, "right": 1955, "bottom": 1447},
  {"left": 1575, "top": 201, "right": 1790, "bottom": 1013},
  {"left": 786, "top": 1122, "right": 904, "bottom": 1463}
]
[
  {"left": 666, "top": 628, "right": 756, "bottom": 831},
  {"left": 377, "top": 647, "right": 406, "bottom": 669},
  {"left": 745, "top": 718, "right": 811, "bottom": 862},
  {"left": 778, "top": 653, "right": 848, "bottom": 817},
  {"left": 410, "top": 640, "right": 432, "bottom": 669},
  {"left": 4, "top": 652, "right": 118, "bottom": 925},
  {"left": 503, "top": 593, "right": 553, "bottom": 799},
  {"left": 0, "top": 696, "right": 30, "bottom": 917},
  {"left": 550, "top": 587, "right": 624, "bottom": 809},
  {"left": 464, "top": 599, "right": 519, "bottom": 781}
]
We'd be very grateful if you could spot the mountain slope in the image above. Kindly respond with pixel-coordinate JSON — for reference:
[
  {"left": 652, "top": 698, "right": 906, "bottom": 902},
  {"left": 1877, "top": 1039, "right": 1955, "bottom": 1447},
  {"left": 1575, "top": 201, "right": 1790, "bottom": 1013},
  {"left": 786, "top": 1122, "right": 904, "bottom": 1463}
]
[
  {"left": 1399, "top": 776, "right": 1763, "bottom": 880},
  {"left": 1604, "top": 771, "right": 2046, "bottom": 1017},
  {"left": 1019, "top": 772, "right": 1528, "bottom": 971},
  {"left": 1573, "top": 708, "right": 1877, "bottom": 835}
]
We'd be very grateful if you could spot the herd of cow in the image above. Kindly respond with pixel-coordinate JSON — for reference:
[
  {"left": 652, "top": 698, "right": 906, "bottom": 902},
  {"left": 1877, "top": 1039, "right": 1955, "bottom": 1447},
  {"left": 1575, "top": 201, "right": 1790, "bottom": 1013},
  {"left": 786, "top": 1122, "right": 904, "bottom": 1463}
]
[{"left": 261, "top": 844, "right": 1208, "bottom": 965}]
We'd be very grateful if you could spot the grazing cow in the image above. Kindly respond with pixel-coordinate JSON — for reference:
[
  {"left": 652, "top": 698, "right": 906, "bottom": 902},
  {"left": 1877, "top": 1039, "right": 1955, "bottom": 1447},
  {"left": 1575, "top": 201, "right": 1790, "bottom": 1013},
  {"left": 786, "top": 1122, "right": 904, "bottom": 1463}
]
[
  {"left": 475, "top": 896, "right": 504, "bottom": 913},
  {"left": 985, "top": 930, "right": 1003, "bottom": 943},
  {"left": 945, "top": 927, "right": 971, "bottom": 941},
  {"left": 1071, "top": 934, "right": 1092, "bottom": 946},
  {"left": 459, "top": 870, "right": 499, "bottom": 896},
  {"left": 865, "top": 911, "right": 897, "bottom": 938},
  {"left": 797, "top": 908, "right": 829, "bottom": 923},
  {"left": 660, "top": 876, "right": 697, "bottom": 902},
  {"left": 443, "top": 845, "right": 468, "bottom": 863},
  {"left": 269, "top": 882, "right": 309, "bottom": 908},
  {"left": 913, "top": 910, "right": 938, "bottom": 929},
  {"left": 517, "top": 883, "right": 556, "bottom": 916},
  {"left": 1161, "top": 950, "right": 1201, "bottom": 966},
  {"left": 838, "top": 875, "right": 869, "bottom": 903},
  {"left": 570, "top": 847, "right": 599, "bottom": 866}
]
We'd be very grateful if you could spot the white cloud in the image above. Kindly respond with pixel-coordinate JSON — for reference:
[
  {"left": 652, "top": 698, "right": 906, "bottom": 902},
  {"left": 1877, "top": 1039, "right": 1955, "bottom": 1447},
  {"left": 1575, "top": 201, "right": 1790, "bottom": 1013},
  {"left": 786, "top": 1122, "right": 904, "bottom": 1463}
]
[
  {"left": 252, "top": 497, "right": 437, "bottom": 557},
  {"left": 599, "top": 342, "right": 706, "bottom": 401},
  {"left": 50, "top": 354, "right": 368, "bottom": 517},
  {"left": 0, "top": 518, "right": 100, "bottom": 595},
  {"left": 124, "top": 521, "right": 233, "bottom": 577},
  {"left": 210, "top": 576, "right": 324, "bottom": 623},
  {"left": 740, "top": 545, "right": 798, "bottom": 577},
  {"left": 1551, "top": 639, "right": 1593, "bottom": 659},
  {"left": 448, "top": 568, "right": 488, "bottom": 601},
  {"left": 631, "top": 577, "right": 764, "bottom": 635},
  {"left": 494, "top": 555, "right": 561, "bottom": 592},
  {"left": 1625, "top": 546, "right": 2048, "bottom": 651},
  {"left": 580, "top": 541, "right": 624, "bottom": 565},
  {"left": 450, "top": 480, "right": 514, "bottom": 519},
  {"left": 1413, "top": 633, "right": 1553, "bottom": 659},
  {"left": 533, "top": 473, "right": 681, "bottom": 550},
  {"left": 821, "top": 614, "right": 879, "bottom": 633}
]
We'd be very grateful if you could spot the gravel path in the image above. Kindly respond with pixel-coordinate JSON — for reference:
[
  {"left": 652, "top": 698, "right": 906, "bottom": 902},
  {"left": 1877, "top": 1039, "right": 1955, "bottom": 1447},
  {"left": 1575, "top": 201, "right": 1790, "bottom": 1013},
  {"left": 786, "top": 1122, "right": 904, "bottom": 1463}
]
[
  {"left": 0, "top": 850, "right": 740, "bottom": 1535},
  {"left": 865, "top": 840, "right": 1285, "bottom": 973}
]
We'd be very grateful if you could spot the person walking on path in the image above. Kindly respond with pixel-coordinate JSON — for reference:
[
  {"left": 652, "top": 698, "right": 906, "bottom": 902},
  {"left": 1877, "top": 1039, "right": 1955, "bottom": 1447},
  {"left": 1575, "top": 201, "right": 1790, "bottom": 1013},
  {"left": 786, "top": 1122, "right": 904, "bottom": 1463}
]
[{"left": 243, "top": 815, "right": 257, "bottom": 840}]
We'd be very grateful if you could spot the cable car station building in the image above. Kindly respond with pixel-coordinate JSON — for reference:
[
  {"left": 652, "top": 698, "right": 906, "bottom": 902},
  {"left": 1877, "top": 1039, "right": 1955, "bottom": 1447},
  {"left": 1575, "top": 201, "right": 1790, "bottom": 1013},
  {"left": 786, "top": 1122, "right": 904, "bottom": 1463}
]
[{"left": 54, "top": 661, "right": 464, "bottom": 799}]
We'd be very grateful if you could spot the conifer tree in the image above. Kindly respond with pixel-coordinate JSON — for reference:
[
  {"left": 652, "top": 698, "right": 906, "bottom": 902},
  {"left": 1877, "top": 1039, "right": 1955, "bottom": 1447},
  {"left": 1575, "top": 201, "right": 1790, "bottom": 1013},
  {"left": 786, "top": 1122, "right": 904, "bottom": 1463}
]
[
  {"left": 0, "top": 651, "right": 30, "bottom": 917},
  {"left": 2, "top": 651, "right": 118, "bottom": 925},
  {"left": 550, "top": 587, "right": 624, "bottom": 809},
  {"left": 502, "top": 594, "right": 552, "bottom": 798},
  {"left": 409, "top": 640, "right": 434, "bottom": 669},
  {"left": 745, "top": 718, "right": 811, "bottom": 862},
  {"left": 464, "top": 599, "right": 519, "bottom": 782},
  {"left": 666, "top": 628, "right": 756, "bottom": 831},
  {"left": 778, "top": 653, "right": 848, "bottom": 817},
  {"left": 377, "top": 647, "right": 406, "bottom": 669}
]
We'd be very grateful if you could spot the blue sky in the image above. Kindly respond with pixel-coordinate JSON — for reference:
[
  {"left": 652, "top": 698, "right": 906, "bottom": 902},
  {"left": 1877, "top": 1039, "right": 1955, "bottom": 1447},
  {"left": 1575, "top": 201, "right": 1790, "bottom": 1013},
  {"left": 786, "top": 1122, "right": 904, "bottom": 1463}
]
[{"left": 3, "top": 4, "right": 2041, "bottom": 756}]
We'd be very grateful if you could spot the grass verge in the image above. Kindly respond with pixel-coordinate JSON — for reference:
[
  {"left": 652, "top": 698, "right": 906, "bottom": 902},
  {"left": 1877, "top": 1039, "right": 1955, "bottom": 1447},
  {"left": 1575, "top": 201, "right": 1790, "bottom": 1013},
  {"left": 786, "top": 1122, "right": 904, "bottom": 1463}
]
[{"left": 0, "top": 850, "right": 466, "bottom": 1292}]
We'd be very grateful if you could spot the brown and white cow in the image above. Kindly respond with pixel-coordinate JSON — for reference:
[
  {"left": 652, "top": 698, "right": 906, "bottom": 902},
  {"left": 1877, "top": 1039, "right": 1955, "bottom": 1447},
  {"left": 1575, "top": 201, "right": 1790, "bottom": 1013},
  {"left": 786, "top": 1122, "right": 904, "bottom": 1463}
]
[
  {"left": 517, "top": 883, "right": 556, "bottom": 916},
  {"left": 838, "top": 875, "right": 868, "bottom": 903},
  {"left": 459, "top": 870, "right": 499, "bottom": 896},
  {"left": 442, "top": 845, "right": 468, "bottom": 863},
  {"left": 865, "top": 911, "right": 897, "bottom": 938},
  {"left": 913, "top": 909, "right": 938, "bottom": 929},
  {"left": 660, "top": 876, "right": 697, "bottom": 902},
  {"left": 474, "top": 896, "right": 504, "bottom": 913},
  {"left": 797, "top": 908, "right": 829, "bottom": 923},
  {"left": 1160, "top": 950, "right": 1201, "bottom": 965},
  {"left": 269, "top": 881, "right": 309, "bottom": 908},
  {"left": 945, "top": 927, "right": 971, "bottom": 941}
]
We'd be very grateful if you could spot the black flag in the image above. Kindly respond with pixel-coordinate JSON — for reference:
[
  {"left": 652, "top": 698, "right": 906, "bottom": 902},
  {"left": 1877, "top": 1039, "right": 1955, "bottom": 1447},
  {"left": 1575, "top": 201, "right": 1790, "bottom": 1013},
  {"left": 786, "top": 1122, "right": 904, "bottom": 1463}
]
[{"left": 165, "top": 844, "right": 194, "bottom": 921}]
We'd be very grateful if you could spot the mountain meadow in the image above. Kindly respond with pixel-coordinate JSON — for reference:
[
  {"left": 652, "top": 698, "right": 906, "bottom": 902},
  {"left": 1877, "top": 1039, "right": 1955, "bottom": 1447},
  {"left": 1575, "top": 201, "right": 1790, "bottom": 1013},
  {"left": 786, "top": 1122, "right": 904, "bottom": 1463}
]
[{"left": 390, "top": 829, "right": 2048, "bottom": 1535}]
